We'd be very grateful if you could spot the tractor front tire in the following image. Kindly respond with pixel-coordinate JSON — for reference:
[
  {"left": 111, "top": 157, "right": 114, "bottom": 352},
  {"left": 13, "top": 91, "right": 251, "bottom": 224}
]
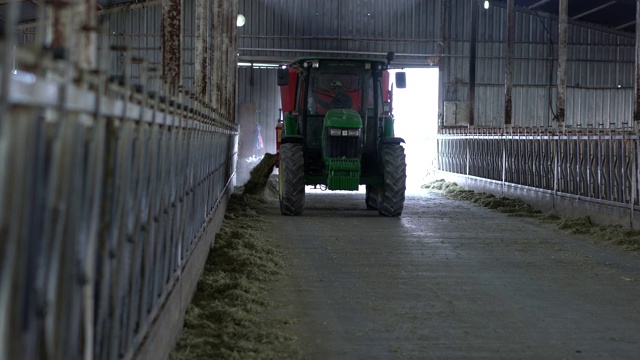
[
  {"left": 365, "top": 185, "right": 379, "bottom": 210},
  {"left": 279, "top": 143, "right": 305, "bottom": 215},
  {"left": 378, "top": 144, "right": 406, "bottom": 217}
]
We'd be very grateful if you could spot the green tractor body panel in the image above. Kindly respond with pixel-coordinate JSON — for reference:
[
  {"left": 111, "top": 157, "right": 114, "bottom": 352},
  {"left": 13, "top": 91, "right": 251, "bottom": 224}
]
[
  {"left": 325, "top": 158, "right": 361, "bottom": 190},
  {"left": 323, "top": 108, "right": 362, "bottom": 129},
  {"left": 322, "top": 109, "right": 363, "bottom": 190},
  {"left": 283, "top": 111, "right": 299, "bottom": 136},
  {"left": 277, "top": 56, "right": 407, "bottom": 216},
  {"left": 383, "top": 116, "right": 395, "bottom": 137}
]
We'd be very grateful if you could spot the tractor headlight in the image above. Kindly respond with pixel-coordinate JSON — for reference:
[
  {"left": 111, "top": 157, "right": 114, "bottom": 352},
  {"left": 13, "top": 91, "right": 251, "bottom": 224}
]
[
  {"left": 346, "top": 129, "right": 360, "bottom": 137},
  {"left": 329, "top": 128, "right": 360, "bottom": 137}
]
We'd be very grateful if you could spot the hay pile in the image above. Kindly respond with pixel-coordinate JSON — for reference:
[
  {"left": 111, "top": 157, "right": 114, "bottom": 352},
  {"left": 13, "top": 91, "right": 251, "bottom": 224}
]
[
  {"left": 170, "top": 192, "right": 294, "bottom": 360},
  {"left": 559, "top": 217, "right": 640, "bottom": 251},
  {"left": 423, "top": 179, "right": 542, "bottom": 217},
  {"left": 423, "top": 179, "right": 640, "bottom": 251}
]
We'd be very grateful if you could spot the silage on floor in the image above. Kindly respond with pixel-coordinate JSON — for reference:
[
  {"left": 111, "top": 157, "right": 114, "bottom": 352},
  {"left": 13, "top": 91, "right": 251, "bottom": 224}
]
[
  {"left": 422, "top": 179, "right": 640, "bottom": 251},
  {"left": 170, "top": 192, "right": 294, "bottom": 360}
]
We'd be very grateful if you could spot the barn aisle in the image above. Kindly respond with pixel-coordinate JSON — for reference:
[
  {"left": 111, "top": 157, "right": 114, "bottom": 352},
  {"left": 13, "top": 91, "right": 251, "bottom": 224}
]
[{"left": 264, "top": 188, "right": 640, "bottom": 359}]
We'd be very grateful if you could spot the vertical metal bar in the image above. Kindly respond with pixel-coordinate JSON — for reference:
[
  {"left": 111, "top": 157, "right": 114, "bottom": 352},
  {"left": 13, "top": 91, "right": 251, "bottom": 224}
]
[
  {"left": 634, "top": 138, "right": 639, "bottom": 227},
  {"left": 465, "top": 137, "right": 470, "bottom": 175},
  {"left": 83, "top": 117, "right": 105, "bottom": 360},
  {"left": 505, "top": 0, "right": 515, "bottom": 128},
  {"left": 469, "top": 0, "right": 478, "bottom": 127},
  {"left": 608, "top": 134, "right": 614, "bottom": 201},
  {"left": 1, "top": 108, "right": 39, "bottom": 360},
  {"left": 628, "top": 138, "right": 636, "bottom": 227},
  {"left": 557, "top": 0, "right": 568, "bottom": 133},
  {"left": 109, "top": 121, "right": 135, "bottom": 359},
  {"left": 143, "top": 121, "right": 160, "bottom": 324},
  {"left": 93, "top": 27, "right": 112, "bottom": 360},
  {"left": 598, "top": 135, "right": 604, "bottom": 200},
  {"left": 502, "top": 136, "right": 506, "bottom": 184},
  {"left": 554, "top": 136, "right": 559, "bottom": 203}
]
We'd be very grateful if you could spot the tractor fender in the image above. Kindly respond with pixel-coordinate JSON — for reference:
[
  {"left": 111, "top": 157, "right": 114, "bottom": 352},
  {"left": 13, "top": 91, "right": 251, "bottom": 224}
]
[
  {"left": 381, "top": 137, "right": 405, "bottom": 145},
  {"left": 281, "top": 135, "right": 305, "bottom": 144}
]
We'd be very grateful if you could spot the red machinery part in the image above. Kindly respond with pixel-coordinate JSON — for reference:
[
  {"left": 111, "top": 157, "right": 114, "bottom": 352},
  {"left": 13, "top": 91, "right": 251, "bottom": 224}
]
[
  {"left": 279, "top": 68, "right": 298, "bottom": 113},
  {"left": 275, "top": 121, "right": 283, "bottom": 167},
  {"left": 382, "top": 70, "right": 390, "bottom": 103}
]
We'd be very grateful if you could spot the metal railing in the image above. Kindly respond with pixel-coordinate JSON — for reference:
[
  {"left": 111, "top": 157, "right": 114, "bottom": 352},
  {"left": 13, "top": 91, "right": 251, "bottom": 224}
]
[
  {"left": 438, "top": 128, "right": 639, "bottom": 211},
  {"left": 0, "top": 48, "right": 237, "bottom": 360}
]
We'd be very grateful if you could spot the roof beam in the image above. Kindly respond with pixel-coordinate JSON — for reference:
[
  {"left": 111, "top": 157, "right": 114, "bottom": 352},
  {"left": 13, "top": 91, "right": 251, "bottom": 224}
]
[
  {"left": 528, "top": 0, "right": 552, "bottom": 10},
  {"left": 572, "top": 1, "right": 617, "bottom": 20},
  {"left": 616, "top": 20, "right": 636, "bottom": 29}
]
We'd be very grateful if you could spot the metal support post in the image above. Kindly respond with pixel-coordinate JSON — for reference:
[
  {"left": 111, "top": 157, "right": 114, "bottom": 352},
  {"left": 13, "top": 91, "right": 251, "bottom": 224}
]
[
  {"left": 162, "top": 0, "right": 183, "bottom": 97},
  {"left": 195, "top": 0, "right": 210, "bottom": 99},
  {"left": 557, "top": 0, "right": 568, "bottom": 133},
  {"left": 0, "top": 0, "right": 20, "bottom": 129},
  {"left": 438, "top": 0, "right": 447, "bottom": 129},
  {"left": 505, "top": 0, "right": 515, "bottom": 129},
  {"left": 469, "top": 0, "right": 478, "bottom": 127},
  {"left": 634, "top": 0, "right": 640, "bottom": 131}
]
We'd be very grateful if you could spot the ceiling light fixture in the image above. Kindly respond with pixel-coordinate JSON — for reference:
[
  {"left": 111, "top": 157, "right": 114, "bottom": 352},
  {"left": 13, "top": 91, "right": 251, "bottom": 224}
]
[
  {"left": 237, "top": 14, "right": 246, "bottom": 27},
  {"left": 484, "top": 0, "right": 490, "bottom": 9}
]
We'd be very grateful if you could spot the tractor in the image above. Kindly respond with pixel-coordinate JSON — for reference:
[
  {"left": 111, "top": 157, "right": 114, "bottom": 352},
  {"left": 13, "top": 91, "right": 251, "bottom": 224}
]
[{"left": 275, "top": 53, "right": 407, "bottom": 216}]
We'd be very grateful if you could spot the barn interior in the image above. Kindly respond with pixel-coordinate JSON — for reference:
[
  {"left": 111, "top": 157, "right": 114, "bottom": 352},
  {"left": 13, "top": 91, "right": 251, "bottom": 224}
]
[{"left": 3, "top": 0, "right": 640, "bottom": 358}]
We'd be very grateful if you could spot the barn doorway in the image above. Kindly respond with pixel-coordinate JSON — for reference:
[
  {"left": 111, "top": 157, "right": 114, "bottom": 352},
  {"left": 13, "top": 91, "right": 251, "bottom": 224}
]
[{"left": 390, "top": 68, "right": 439, "bottom": 190}]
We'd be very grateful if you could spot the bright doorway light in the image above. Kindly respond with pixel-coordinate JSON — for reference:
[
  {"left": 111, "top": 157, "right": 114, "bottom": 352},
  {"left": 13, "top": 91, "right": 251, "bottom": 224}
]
[{"left": 390, "top": 68, "right": 439, "bottom": 190}]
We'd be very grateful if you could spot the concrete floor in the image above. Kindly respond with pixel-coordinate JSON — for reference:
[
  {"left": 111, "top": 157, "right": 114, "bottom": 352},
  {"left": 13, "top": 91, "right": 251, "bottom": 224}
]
[{"left": 264, "top": 186, "right": 640, "bottom": 359}]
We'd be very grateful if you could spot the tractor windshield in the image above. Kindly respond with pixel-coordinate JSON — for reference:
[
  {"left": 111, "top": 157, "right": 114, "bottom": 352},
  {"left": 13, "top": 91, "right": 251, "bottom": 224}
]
[{"left": 307, "top": 73, "right": 364, "bottom": 115}]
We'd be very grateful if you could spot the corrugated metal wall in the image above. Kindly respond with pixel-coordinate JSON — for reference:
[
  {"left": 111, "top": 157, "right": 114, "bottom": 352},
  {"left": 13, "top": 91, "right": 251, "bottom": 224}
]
[
  {"left": 442, "top": 0, "right": 636, "bottom": 129},
  {"left": 238, "top": 0, "right": 636, "bottom": 130},
  {"left": 237, "top": 0, "right": 440, "bottom": 66}
]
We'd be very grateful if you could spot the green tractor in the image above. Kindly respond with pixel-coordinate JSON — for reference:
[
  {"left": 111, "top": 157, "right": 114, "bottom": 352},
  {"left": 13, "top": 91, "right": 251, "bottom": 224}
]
[{"left": 275, "top": 53, "right": 407, "bottom": 216}]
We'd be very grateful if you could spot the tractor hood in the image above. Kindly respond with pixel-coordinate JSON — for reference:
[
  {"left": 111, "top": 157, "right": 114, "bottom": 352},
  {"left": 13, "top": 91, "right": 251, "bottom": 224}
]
[{"left": 324, "top": 109, "right": 362, "bottom": 129}]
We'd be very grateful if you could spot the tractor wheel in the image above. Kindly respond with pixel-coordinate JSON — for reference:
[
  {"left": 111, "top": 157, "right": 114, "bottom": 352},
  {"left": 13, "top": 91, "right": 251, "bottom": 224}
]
[
  {"left": 279, "top": 143, "right": 305, "bottom": 215},
  {"left": 378, "top": 144, "right": 406, "bottom": 217},
  {"left": 365, "top": 185, "right": 379, "bottom": 210}
]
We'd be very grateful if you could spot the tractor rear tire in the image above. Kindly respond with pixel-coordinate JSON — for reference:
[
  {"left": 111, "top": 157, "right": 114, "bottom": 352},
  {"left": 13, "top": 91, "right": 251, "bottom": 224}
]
[
  {"left": 365, "top": 185, "right": 379, "bottom": 210},
  {"left": 279, "top": 143, "right": 305, "bottom": 215},
  {"left": 378, "top": 144, "right": 406, "bottom": 217}
]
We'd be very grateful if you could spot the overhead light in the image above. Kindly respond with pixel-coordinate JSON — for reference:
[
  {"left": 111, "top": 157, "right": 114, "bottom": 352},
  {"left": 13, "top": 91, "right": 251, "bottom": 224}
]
[
  {"left": 237, "top": 14, "right": 246, "bottom": 27},
  {"left": 484, "top": 0, "right": 490, "bottom": 9},
  {"left": 237, "top": 62, "right": 280, "bottom": 68}
]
